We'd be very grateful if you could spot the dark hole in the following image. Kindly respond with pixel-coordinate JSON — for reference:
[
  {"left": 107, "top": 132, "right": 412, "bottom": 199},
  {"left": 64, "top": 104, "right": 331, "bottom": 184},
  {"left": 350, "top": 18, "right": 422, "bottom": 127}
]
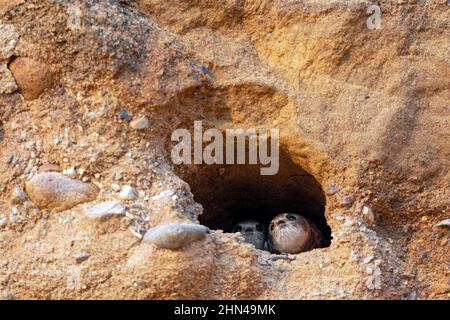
[{"left": 174, "top": 148, "right": 332, "bottom": 250}]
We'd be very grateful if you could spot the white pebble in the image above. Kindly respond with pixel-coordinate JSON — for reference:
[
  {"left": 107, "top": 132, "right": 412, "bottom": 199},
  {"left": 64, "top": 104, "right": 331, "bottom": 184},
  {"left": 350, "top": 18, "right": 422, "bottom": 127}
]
[
  {"left": 130, "top": 115, "right": 150, "bottom": 130},
  {"left": 435, "top": 219, "right": 450, "bottom": 228},
  {"left": 362, "top": 205, "right": 375, "bottom": 225},
  {"left": 119, "top": 185, "right": 138, "bottom": 200},
  {"left": 63, "top": 167, "right": 77, "bottom": 178},
  {"left": 363, "top": 256, "right": 374, "bottom": 264},
  {"left": 0, "top": 217, "right": 8, "bottom": 228},
  {"left": 74, "top": 252, "right": 91, "bottom": 264}
]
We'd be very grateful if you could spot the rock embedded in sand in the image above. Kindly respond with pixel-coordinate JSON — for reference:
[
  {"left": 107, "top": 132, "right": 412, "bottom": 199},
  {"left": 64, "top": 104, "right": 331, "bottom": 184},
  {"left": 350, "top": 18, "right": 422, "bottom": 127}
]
[
  {"left": 74, "top": 252, "right": 91, "bottom": 264},
  {"left": 1, "top": 290, "right": 15, "bottom": 300},
  {"left": 435, "top": 219, "right": 450, "bottom": 229},
  {"left": 362, "top": 205, "right": 375, "bottom": 225},
  {"left": 118, "top": 185, "right": 138, "bottom": 200},
  {"left": 62, "top": 167, "right": 77, "bottom": 178},
  {"left": 326, "top": 185, "right": 340, "bottom": 196},
  {"left": 83, "top": 200, "right": 126, "bottom": 220},
  {"left": 0, "top": 23, "right": 19, "bottom": 60},
  {"left": 363, "top": 256, "right": 374, "bottom": 264},
  {"left": 130, "top": 115, "right": 150, "bottom": 130},
  {"left": 119, "top": 109, "right": 132, "bottom": 121},
  {"left": 8, "top": 57, "right": 53, "bottom": 100},
  {"left": 143, "top": 223, "right": 209, "bottom": 250},
  {"left": 25, "top": 172, "right": 99, "bottom": 212},
  {"left": 10, "top": 185, "right": 28, "bottom": 205},
  {"left": 0, "top": 217, "right": 8, "bottom": 228},
  {"left": 339, "top": 195, "right": 355, "bottom": 208},
  {"left": 0, "top": 64, "right": 18, "bottom": 94}
]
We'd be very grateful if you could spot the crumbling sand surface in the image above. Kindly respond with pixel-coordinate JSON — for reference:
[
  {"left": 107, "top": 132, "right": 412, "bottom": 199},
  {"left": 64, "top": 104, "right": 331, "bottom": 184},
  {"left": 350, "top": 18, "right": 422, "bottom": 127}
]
[{"left": 0, "top": 0, "right": 448, "bottom": 299}]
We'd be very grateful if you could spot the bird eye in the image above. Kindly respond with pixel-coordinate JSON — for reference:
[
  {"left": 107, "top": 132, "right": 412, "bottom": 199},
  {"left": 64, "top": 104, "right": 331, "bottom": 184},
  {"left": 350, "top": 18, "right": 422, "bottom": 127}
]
[
  {"left": 287, "top": 214, "right": 296, "bottom": 221},
  {"left": 256, "top": 224, "right": 263, "bottom": 232}
]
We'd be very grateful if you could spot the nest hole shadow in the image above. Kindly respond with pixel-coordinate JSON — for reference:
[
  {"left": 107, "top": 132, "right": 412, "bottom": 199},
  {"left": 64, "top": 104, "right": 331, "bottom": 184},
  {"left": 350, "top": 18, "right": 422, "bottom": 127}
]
[{"left": 174, "top": 149, "right": 332, "bottom": 247}]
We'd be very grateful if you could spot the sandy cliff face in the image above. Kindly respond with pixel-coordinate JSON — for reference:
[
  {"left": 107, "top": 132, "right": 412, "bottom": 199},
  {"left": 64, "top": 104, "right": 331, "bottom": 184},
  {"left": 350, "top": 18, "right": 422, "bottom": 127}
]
[{"left": 0, "top": 0, "right": 448, "bottom": 299}]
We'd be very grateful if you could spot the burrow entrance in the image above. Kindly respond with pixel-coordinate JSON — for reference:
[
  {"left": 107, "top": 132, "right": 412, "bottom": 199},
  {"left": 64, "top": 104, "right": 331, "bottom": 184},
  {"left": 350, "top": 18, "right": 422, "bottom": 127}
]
[{"left": 174, "top": 148, "right": 332, "bottom": 249}]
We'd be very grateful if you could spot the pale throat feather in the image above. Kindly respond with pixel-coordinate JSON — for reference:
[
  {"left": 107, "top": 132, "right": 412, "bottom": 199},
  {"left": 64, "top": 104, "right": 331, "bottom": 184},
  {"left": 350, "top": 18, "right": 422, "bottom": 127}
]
[{"left": 277, "top": 222, "right": 309, "bottom": 249}]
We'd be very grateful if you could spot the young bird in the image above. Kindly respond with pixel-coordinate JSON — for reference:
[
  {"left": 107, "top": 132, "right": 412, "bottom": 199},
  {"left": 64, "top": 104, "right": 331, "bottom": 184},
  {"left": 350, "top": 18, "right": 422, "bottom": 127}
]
[
  {"left": 266, "top": 213, "right": 325, "bottom": 254},
  {"left": 232, "top": 220, "right": 267, "bottom": 250}
]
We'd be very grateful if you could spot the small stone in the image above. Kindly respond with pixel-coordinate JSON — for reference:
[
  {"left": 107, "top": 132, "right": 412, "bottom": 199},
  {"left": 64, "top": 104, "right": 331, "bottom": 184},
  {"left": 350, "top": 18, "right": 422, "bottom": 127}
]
[
  {"left": 74, "top": 252, "right": 91, "bottom": 264},
  {"left": 1, "top": 290, "right": 15, "bottom": 300},
  {"left": 129, "top": 227, "right": 144, "bottom": 239},
  {"left": 119, "top": 109, "right": 132, "bottom": 121},
  {"left": 0, "top": 64, "right": 18, "bottom": 94},
  {"left": 339, "top": 195, "right": 355, "bottom": 208},
  {"left": 78, "top": 168, "right": 86, "bottom": 177},
  {"left": 25, "top": 172, "right": 99, "bottom": 212},
  {"left": 362, "top": 205, "right": 375, "bottom": 225},
  {"left": 63, "top": 167, "right": 77, "bottom": 178},
  {"left": 407, "top": 291, "right": 417, "bottom": 300},
  {"left": 83, "top": 201, "right": 126, "bottom": 220},
  {"left": 350, "top": 251, "right": 359, "bottom": 261},
  {"left": 130, "top": 115, "right": 150, "bottom": 130},
  {"left": 0, "top": 274, "right": 9, "bottom": 286},
  {"left": 0, "top": 24, "right": 19, "bottom": 60},
  {"left": 150, "top": 189, "right": 175, "bottom": 201},
  {"left": 112, "top": 172, "right": 122, "bottom": 181},
  {"left": 200, "top": 65, "right": 209, "bottom": 75},
  {"left": 133, "top": 279, "right": 147, "bottom": 287},
  {"left": 118, "top": 185, "right": 138, "bottom": 200},
  {"left": 10, "top": 185, "right": 28, "bottom": 204},
  {"left": 9, "top": 57, "right": 53, "bottom": 100},
  {"left": 440, "top": 238, "right": 447, "bottom": 246},
  {"left": 435, "top": 219, "right": 450, "bottom": 229},
  {"left": 143, "top": 223, "right": 209, "bottom": 250},
  {"left": 270, "top": 254, "right": 295, "bottom": 262},
  {"left": 10, "top": 207, "right": 19, "bottom": 223},
  {"left": 0, "top": 216, "right": 8, "bottom": 228},
  {"left": 363, "top": 256, "right": 374, "bottom": 264},
  {"left": 111, "top": 183, "right": 121, "bottom": 192},
  {"left": 6, "top": 154, "right": 14, "bottom": 164},
  {"left": 326, "top": 185, "right": 340, "bottom": 196}
]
